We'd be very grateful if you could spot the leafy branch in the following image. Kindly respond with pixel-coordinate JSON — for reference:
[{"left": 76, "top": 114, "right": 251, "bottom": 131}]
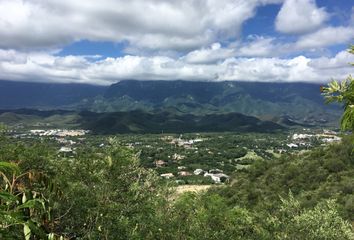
[{"left": 322, "top": 45, "right": 354, "bottom": 131}]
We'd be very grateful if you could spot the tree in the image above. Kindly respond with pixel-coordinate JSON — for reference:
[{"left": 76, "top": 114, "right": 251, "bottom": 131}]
[
  {"left": 0, "top": 126, "right": 60, "bottom": 239},
  {"left": 50, "top": 137, "right": 168, "bottom": 239},
  {"left": 321, "top": 45, "right": 354, "bottom": 131},
  {"left": 267, "top": 193, "right": 354, "bottom": 240}
]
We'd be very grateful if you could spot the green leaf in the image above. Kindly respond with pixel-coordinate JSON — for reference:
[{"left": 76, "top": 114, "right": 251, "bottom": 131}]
[
  {"left": 18, "top": 199, "right": 44, "bottom": 210},
  {"left": 341, "top": 107, "right": 354, "bottom": 131},
  {"left": 23, "top": 223, "right": 31, "bottom": 240},
  {"left": 0, "top": 161, "right": 20, "bottom": 175},
  {"left": 0, "top": 191, "right": 17, "bottom": 202},
  {"left": 27, "top": 220, "right": 47, "bottom": 239}
]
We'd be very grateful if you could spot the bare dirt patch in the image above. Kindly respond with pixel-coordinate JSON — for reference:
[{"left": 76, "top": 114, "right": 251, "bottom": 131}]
[{"left": 175, "top": 185, "right": 213, "bottom": 195}]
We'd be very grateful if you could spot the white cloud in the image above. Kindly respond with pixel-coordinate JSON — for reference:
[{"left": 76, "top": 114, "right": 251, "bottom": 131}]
[
  {"left": 235, "top": 27, "right": 354, "bottom": 57},
  {"left": 183, "top": 36, "right": 295, "bottom": 61},
  {"left": 237, "top": 36, "right": 282, "bottom": 57},
  {"left": 183, "top": 43, "right": 235, "bottom": 64},
  {"left": 183, "top": 37, "right": 289, "bottom": 63},
  {"left": 218, "top": 56, "right": 320, "bottom": 82},
  {"left": 309, "top": 50, "right": 354, "bottom": 69},
  {"left": 0, "top": 0, "right": 280, "bottom": 51},
  {"left": 0, "top": 49, "right": 352, "bottom": 85},
  {"left": 275, "top": 0, "right": 329, "bottom": 34},
  {"left": 295, "top": 26, "right": 354, "bottom": 49}
]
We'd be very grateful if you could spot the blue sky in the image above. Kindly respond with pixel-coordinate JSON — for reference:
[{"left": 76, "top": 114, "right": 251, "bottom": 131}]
[{"left": 0, "top": 0, "right": 353, "bottom": 85}]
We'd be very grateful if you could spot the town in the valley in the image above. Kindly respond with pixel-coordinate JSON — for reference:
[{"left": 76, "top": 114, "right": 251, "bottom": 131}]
[{"left": 5, "top": 126, "right": 343, "bottom": 185}]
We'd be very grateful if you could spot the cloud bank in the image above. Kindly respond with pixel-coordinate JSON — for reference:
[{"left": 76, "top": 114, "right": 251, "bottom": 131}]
[
  {"left": 0, "top": 0, "right": 283, "bottom": 51},
  {"left": 0, "top": 48, "right": 352, "bottom": 85}
]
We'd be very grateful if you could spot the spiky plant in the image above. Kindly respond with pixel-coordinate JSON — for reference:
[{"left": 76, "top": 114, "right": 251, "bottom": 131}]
[{"left": 322, "top": 45, "right": 354, "bottom": 132}]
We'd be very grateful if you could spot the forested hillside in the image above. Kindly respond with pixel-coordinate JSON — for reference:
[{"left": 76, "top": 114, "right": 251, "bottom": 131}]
[
  {"left": 0, "top": 109, "right": 284, "bottom": 134},
  {"left": 214, "top": 135, "right": 354, "bottom": 221}
]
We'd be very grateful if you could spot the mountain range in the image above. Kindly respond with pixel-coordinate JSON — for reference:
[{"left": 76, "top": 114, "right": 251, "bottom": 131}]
[
  {"left": 0, "top": 79, "right": 342, "bottom": 132},
  {"left": 0, "top": 109, "right": 283, "bottom": 134},
  {"left": 88, "top": 80, "right": 340, "bottom": 124}
]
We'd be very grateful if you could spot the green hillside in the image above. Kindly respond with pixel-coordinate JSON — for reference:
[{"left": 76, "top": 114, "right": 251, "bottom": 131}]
[
  {"left": 213, "top": 134, "right": 354, "bottom": 221},
  {"left": 0, "top": 109, "right": 284, "bottom": 134}
]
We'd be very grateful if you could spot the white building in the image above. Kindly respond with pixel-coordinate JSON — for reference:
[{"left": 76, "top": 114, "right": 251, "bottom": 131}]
[
  {"left": 204, "top": 173, "right": 229, "bottom": 183},
  {"left": 287, "top": 143, "right": 298, "bottom": 148},
  {"left": 160, "top": 173, "right": 174, "bottom": 179},
  {"left": 194, "top": 169, "right": 204, "bottom": 175}
]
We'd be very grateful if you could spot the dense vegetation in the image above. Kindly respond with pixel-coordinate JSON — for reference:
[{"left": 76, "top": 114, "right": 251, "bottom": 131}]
[
  {"left": 214, "top": 134, "right": 354, "bottom": 221},
  {"left": 0, "top": 125, "right": 353, "bottom": 239}
]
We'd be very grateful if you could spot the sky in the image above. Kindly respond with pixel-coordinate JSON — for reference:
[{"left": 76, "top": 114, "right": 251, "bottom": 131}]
[{"left": 0, "top": 0, "right": 353, "bottom": 85}]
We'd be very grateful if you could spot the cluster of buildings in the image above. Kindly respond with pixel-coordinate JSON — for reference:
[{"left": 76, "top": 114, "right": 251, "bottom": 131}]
[
  {"left": 22, "top": 129, "right": 90, "bottom": 156},
  {"left": 154, "top": 154, "right": 187, "bottom": 166},
  {"left": 163, "top": 135, "right": 204, "bottom": 149},
  {"left": 160, "top": 166, "right": 229, "bottom": 184},
  {"left": 286, "top": 129, "right": 341, "bottom": 149},
  {"left": 29, "top": 129, "right": 89, "bottom": 137},
  {"left": 27, "top": 129, "right": 90, "bottom": 155}
]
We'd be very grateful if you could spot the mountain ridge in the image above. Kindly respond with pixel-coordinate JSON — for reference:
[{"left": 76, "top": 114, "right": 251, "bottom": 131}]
[
  {"left": 0, "top": 108, "right": 284, "bottom": 134},
  {"left": 81, "top": 80, "right": 341, "bottom": 126},
  {"left": 0, "top": 79, "right": 341, "bottom": 127}
]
